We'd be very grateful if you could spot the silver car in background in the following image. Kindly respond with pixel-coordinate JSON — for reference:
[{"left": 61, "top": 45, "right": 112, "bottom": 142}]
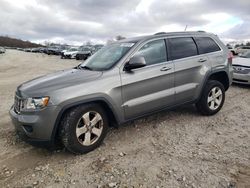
[{"left": 232, "top": 51, "right": 250, "bottom": 85}]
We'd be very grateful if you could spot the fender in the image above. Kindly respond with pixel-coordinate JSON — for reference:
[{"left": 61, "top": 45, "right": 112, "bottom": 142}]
[
  {"left": 197, "top": 69, "right": 230, "bottom": 102},
  {"left": 50, "top": 97, "right": 121, "bottom": 143}
]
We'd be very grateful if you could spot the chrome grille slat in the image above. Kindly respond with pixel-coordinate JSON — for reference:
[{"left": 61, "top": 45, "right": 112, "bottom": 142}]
[{"left": 14, "top": 95, "right": 22, "bottom": 114}]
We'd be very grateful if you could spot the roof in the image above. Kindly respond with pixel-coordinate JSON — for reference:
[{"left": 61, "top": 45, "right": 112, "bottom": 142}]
[{"left": 119, "top": 31, "right": 214, "bottom": 43}]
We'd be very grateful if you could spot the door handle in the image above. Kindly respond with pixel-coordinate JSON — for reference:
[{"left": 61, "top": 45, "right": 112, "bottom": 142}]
[
  {"left": 198, "top": 58, "right": 207, "bottom": 63},
  {"left": 160, "top": 67, "right": 172, "bottom": 71}
]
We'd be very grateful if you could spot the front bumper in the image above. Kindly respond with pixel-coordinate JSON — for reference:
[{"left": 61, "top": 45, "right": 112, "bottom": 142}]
[
  {"left": 233, "top": 72, "right": 250, "bottom": 85},
  {"left": 9, "top": 105, "right": 61, "bottom": 146}
]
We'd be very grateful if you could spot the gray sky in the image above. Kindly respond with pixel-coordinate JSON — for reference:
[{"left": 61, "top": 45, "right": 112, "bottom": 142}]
[{"left": 1, "top": 0, "right": 250, "bottom": 45}]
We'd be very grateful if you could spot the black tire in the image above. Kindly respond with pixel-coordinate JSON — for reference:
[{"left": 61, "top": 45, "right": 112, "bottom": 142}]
[
  {"left": 196, "top": 80, "right": 225, "bottom": 116},
  {"left": 60, "top": 104, "right": 109, "bottom": 154}
]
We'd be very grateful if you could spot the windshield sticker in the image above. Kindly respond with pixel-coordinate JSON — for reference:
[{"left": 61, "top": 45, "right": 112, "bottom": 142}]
[{"left": 120, "top": 43, "right": 135, "bottom": 47}]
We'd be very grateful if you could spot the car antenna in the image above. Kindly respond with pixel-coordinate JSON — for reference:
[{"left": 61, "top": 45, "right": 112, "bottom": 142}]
[{"left": 184, "top": 25, "right": 188, "bottom": 31}]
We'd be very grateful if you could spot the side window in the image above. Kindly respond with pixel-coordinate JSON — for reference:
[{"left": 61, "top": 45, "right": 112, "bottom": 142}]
[
  {"left": 133, "top": 39, "right": 167, "bottom": 66},
  {"left": 194, "top": 37, "right": 221, "bottom": 54},
  {"left": 168, "top": 37, "right": 198, "bottom": 60}
]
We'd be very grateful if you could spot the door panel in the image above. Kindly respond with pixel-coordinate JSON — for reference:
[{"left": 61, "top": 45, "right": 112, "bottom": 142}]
[
  {"left": 167, "top": 37, "right": 211, "bottom": 104},
  {"left": 174, "top": 55, "right": 210, "bottom": 103},
  {"left": 120, "top": 39, "right": 175, "bottom": 119},
  {"left": 120, "top": 62, "right": 174, "bottom": 119}
]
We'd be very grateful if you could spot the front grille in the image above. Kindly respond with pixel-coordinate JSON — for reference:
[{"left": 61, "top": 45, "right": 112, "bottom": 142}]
[
  {"left": 233, "top": 65, "right": 250, "bottom": 74},
  {"left": 14, "top": 95, "right": 23, "bottom": 114}
]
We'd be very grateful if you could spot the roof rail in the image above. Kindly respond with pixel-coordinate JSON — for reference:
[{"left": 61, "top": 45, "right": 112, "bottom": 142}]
[{"left": 154, "top": 32, "right": 167, "bottom": 35}]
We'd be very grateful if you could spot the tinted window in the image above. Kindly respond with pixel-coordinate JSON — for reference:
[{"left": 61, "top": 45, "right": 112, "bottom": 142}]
[
  {"left": 168, "top": 37, "right": 198, "bottom": 60},
  {"left": 134, "top": 39, "right": 167, "bottom": 65},
  {"left": 194, "top": 37, "right": 221, "bottom": 54}
]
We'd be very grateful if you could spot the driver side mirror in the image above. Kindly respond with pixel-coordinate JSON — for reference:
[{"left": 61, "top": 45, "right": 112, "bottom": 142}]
[{"left": 124, "top": 56, "right": 146, "bottom": 71}]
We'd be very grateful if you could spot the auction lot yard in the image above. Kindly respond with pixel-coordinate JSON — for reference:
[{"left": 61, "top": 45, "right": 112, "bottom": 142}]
[{"left": 0, "top": 50, "right": 250, "bottom": 187}]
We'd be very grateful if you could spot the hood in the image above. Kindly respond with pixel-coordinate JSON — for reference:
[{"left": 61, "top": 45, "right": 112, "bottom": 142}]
[
  {"left": 18, "top": 68, "right": 102, "bottom": 96},
  {"left": 233, "top": 57, "right": 250, "bottom": 67}
]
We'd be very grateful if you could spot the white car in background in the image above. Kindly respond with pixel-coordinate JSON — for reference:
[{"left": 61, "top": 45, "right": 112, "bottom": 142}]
[
  {"left": 232, "top": 51, "right": 250, "bottom": 85},
  {"left": 236, "top": 46, "right": 250, "bottom": 55},
  {"left": 61, "top": 47, "right": 79, "bottom": 59},
  {"left": 0, "top": 47, "right": 6, "bottom": 54}
]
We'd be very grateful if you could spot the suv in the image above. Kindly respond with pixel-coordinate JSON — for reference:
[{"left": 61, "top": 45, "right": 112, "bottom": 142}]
[
  {"left": 75, "top": 46, "right": 93, "bottom": 60},
  {"left": 10, "top": 32, "right": 233, "bottom": 154}
]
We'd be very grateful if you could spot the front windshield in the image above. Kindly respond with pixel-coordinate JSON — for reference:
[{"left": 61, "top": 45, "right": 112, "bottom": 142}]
[
  {"left": 80, "top": 42, "right": 135, "bottom": 71},
  {"left": 239, "top": 51, "right": 250, "bottom": 58}
]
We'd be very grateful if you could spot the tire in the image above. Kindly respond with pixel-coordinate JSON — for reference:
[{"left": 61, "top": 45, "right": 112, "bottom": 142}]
[
  {"left": 196, "top": 80, "right": 225, "bottom": 116},
  {"left": 60, "top": 104, "right": 108, "bottom": 154}
]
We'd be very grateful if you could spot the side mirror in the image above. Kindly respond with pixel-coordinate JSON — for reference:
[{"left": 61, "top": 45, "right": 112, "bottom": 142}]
[{"left": 124, "top": 56, "right": 146, "bottom": 71}]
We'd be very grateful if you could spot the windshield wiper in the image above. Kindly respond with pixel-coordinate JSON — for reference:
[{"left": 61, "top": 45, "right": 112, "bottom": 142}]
[{"left": 80, "top": 65, "right": 93, "bottom": 71}]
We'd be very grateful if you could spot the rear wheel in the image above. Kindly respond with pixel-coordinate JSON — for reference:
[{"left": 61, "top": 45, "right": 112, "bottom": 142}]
[
  {"left": 60, "top": 104, "right": 108, "bottom": 154},
  {"left": 196, "top": 80, "right": 225, "bottom": 115}
]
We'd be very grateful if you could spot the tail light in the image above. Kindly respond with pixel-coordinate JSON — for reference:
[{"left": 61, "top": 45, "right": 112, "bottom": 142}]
[{"left": 228, "top": 51, "right": 233, "bottom": 65}]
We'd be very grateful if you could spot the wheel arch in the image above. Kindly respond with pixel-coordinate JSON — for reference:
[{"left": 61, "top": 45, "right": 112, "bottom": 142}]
[
  {"left": 51, "top": 98, "right": 120, "bottom": 143},
  {"left": 197, "top": 70, "right": 230, "bottom": 103},
  {"left": 207, "top": 71, "right": 230, "bottom": 91}
]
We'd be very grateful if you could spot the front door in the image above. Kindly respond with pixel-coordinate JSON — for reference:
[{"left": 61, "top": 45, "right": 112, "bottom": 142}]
[{"left": 120, "top": 39, "right": 175, "bottom": 120}]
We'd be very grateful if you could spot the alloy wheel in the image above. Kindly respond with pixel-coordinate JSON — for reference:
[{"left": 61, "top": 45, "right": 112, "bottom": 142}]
[{"left": 76, "top": 111, "right": 103, "bottom": 146}]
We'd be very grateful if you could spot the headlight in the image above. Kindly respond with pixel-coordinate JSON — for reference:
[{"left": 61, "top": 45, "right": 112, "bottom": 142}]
[{"left": 23, "top": 97, "right": 50, "bottom": 110}]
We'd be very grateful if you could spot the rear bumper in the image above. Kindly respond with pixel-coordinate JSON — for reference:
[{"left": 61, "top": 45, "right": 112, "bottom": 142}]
[
  {"left": 233, "top": 72, "right": 250, "bottom": 85},
  {"left": 9, "top": 105, "right": 61, "bottom": 146}
]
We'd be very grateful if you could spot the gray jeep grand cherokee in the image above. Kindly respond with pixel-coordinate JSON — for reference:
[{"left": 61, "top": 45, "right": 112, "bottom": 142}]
[{"left": 10, "top": 31, "right": 233, "bottom": 154}]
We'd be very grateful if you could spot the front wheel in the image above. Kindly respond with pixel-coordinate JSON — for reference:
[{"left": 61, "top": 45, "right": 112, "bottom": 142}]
[
  {"left": 196, "top": 80, "right": 225, "bottom": 116},
  {"left": 60, "top": 104, "right": 108, "bottom": 154}
]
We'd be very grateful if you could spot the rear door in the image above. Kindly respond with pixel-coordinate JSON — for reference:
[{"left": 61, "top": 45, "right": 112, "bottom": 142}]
[
  {"left": 120, "top": 39, "right": 175, "bottom": 119},
  {"left": 194, "top": 36, "right": 224, "bottom": 71},
  {"left": 167, "top": 37, "right": 210, "bottom": 104}
]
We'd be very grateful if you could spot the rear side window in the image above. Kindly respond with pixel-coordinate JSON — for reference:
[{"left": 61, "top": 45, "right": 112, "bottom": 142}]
[
  {"left": 134, "top": 39, "right": 167, "bottom": 66},
  {"left": 194, "top": 37, "right": 221, "bottom": 54},
  {"left": 168, "top": 37, "right": 198, "bottom": 60}
]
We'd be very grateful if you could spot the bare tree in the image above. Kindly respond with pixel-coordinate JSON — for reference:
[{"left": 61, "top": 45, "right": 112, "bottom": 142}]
[{"left": 115, "top": 35, "right": 126, "bottom": 41}]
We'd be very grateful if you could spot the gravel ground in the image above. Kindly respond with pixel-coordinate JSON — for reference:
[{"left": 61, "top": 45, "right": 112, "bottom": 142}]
[{"left": 0, "top": 50, "right": 249, "bottom": 188}]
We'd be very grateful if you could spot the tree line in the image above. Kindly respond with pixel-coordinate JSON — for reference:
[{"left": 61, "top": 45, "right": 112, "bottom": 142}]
[{"left": 0, "top": 36, "right": 43, "bottom": 48}]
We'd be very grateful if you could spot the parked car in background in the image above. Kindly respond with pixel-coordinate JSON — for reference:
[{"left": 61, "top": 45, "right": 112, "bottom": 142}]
[
  {"left": 46, "top": 47, "right": 62, "bottom": 55},
  {"left": 76, "top": 46, "right": 93, "bottom": 60},
  {"left": 236, "top": 46, "right": 250, "bottom": 55},
  {"left": 24, "top": 48, "right": 32, "bottom": 52},
  {"left": 31, "top": 48, "right": 43, "bottom": 53},
  {"left": 61, "top": 47, "right": 79, "bottom": 59},
  {"left": 10, "top": 31, "right": 233, "bottom": 154},
  {"left": 232, "top": 51, "right": 250, "bottom": 85},
  {"left": 0, "top": 47, "right": 6, "bottom": 53}
]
